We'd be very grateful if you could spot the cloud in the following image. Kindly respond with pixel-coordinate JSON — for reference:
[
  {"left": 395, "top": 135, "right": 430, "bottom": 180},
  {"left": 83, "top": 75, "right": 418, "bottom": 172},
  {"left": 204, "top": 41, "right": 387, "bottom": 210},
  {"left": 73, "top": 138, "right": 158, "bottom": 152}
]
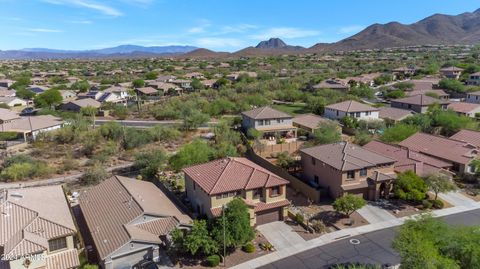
[
  {"left": 194, "top": 37, "right": 247, "bottom": 49},
  {"left": 69, "top": 19, "right": 92, "bottom": 24},
  {"left": 250, "top": 27, "right": 320, "bottom": 40},
  {"left": 41, "top": 0, "right": 122, "bottom": 17},
  {"left": 188, "top": 27, "right": 206, "bottom": 34},
  {"left": 187, "top": 19, "right": 211, "bottom": 34},
  {"left": 338, "top": 25, "right": 365, "bottom": 34},
  {"left": 219, "top": 24, "right": 257, "bottom": 34},
  {"left": 27, "top": 28, "right": 63, "bottom": 33}
]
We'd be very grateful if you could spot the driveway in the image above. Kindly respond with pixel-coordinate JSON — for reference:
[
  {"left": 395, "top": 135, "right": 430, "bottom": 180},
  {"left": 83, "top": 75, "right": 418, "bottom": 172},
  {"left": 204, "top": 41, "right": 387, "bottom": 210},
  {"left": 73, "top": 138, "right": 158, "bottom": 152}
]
[
  {"left": 256, "top": 221, "right": 305, "bottom": 250},
  {"left": 357, "top": 204, "right": 397, "bottom": 223},
  {"left": 438, "top": 191, "right": 477, "bottom": 207}
]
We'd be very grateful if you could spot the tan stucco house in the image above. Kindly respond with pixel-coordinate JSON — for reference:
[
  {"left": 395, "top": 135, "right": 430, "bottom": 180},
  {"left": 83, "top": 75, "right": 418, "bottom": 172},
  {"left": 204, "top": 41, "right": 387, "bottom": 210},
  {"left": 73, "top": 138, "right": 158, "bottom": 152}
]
[{"left": 183, "top": 157, "right": 290, "bottom": 226}]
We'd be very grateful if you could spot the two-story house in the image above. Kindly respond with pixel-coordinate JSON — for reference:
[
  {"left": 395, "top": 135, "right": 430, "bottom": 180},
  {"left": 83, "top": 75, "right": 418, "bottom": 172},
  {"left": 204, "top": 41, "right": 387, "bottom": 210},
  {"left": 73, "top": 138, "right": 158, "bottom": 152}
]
[
  {"left": 465, "top": 91, "right": 480, "bottom": 104},
  {"left": 0, "top": 186, "right": 80, "bottom": 269},
  {"left": 440, "top": 66, "right": 464, "bottom": 79},
  {"left": 467, "top": 72, "right": 480, "bottom": 86},
  {"left": 241, "top": 106, "right": 297, "bottom": 140},
  {"left": 79, "top": 176, "right": 191, "bottom": 269},
  {"left": 183, "top": 157, "right": 290, "bottom": 226},
  {"left": 324, "top": 100, "right": 379, "bottom": 121},
  {"left": 391, "top": 94, "right": 449, "bottom": 113},
  {"left": 300, "top": 142, "right": 397, "bottom": 200}
]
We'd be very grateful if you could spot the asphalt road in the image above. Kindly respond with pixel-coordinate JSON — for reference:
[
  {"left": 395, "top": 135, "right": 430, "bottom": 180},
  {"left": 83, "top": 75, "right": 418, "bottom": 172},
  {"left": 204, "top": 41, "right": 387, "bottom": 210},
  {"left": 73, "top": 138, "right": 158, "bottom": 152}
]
[
  {"left": 94, "top": 119, "right": 218, "bottom": 128},
  {"left": 259, "top": 208, "right": 480, "bottom": 269}
]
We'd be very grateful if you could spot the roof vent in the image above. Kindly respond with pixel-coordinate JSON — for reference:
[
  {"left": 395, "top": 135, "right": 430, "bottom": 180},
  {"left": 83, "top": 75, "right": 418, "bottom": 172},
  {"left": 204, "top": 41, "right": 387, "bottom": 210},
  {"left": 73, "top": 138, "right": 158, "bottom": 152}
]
[{"left": 10, "top": 193, "right": 23, "bottom": 199}]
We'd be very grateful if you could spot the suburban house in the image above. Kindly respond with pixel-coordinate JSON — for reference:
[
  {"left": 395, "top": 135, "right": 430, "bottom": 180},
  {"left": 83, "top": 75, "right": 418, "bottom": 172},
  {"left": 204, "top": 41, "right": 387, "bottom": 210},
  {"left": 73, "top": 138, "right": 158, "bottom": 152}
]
[
  {"left": 183, "top": 157, "right": 290, "bottom": 226},
  {"left": 447, "top": 102, "right": 480, "bottom": 118},
  {"left": 0, "top": 186, "right": 80, "bottom": 269},
  {"left": 312, "top": 79, "right": 350, "bottom": 92},
  {"left": 440, "top": 66, "right": 464, "bottom": 79},
  {"left": 79, "top": 176, "right": 191, "bottom": 269},
  {"left": 147, "top": 81, "right": 181, "bottom": 95},
  {"left": 104, "top": 86, "right": 130, "bottom": 99},
  {"left": 0, "top": 88, "right": 16, "bottom": 97},
  {"left": 324, "top": 100, "right": 379, "bottom": 121},
  {"left": 80, "top": 90, "right": 125, "bottom": 104},
  {"left": 450, "top": 129, "right": 480, "bottom": 149},
  {"left": 226, "top": 71, "right": 257, "bottom": 81},
  {"left": 363, "top": 140, "right": 453, "bottom": 177},
  {"left": 241, "top": 106, "right": 297, "bottom": 141},
  {"left": 60, "top": 90, "right": 77, "bottom": 101},
  {"left": 408, "top": 78, "right": 440, "bottom": 91},
  {"left": 465, "top": 91, "right": 480, "bottom": 104},
  {"left": 134, "top": 87, "right": 160, "bottom": 98},
  {"left": 0, "top": 97, "right": 27, "bottom": 107},
  {"left": 300, "top": 142, "right": 397, "bottom": 200},
  {"left": 393, "top": 67, "right": 417, "bottom": 78},
  {"left": 406, "top": 89, "right": 449, "bottom": 100},
  {"left": 61, "top": 98, "right": 101, "bottom": 112},
  {"left": 155, "top": 75, "right": 176, "bottom": 82},
  {"left": 467, "top": 72, "right": 480, "bottom": 86},
  {"left": 171, "top": 79, "right": 192, "bottom": 91},
  {"left": 391, "top": 94, "right": 449, "bottom": 113},
  {"left": 399, "top": 132, "right": 478, "bottom": 174},
  {"left": 378, "top": 107, "right": 415, "bottom": 123},
  {"left": 0, "top": 109, "right": 64, "bottom": 141},
  {"left": 292, "top": 113, "right": 339, "bottom": 133},
  {"left": 28, "top": 85, "right": 49, "bottom": 94},
  {"left": 0, "top": 79, "right": 15, "bottom": 88}
]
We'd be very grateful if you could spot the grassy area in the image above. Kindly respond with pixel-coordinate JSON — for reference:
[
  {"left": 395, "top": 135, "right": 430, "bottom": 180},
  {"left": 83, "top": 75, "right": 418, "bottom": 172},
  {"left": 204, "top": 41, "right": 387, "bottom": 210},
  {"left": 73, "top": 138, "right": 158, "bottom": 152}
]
[{"left": 272, "top": 103, "right": 308, "bottom": 116}]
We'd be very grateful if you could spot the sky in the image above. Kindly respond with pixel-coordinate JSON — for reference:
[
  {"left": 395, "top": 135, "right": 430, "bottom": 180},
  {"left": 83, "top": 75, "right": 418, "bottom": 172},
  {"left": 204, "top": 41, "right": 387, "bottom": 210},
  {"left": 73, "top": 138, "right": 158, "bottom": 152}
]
[{"left": 0, "top": 0, "right": 479, "bottom": 52}]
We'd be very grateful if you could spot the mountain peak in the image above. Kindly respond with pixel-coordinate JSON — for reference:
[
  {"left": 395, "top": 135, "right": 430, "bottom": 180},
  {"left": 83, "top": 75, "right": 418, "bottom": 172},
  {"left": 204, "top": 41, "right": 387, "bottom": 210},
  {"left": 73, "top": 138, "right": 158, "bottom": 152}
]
[{"left": 255, "top": 38, "right": 288, "bottom": 49}]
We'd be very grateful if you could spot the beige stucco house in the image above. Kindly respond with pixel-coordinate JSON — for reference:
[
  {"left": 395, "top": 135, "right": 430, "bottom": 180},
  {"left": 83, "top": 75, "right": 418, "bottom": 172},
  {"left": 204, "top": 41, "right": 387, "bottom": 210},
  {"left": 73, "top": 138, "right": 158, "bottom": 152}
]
[{"left": 183, "top": 157, "right": 290, "bottom": 226}]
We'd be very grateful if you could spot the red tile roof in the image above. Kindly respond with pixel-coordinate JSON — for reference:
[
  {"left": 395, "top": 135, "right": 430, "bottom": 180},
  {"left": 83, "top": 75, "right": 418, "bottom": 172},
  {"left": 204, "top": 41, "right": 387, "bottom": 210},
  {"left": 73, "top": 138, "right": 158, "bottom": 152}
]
[
  {"left": 392, "top": 94, "right": 449, "bottom": 106},
  {"left": 450, "top": 129, "right": 480, "bottom": 148},
  {"left": 448, "top": 102, "right": 480, "bottom": 114},
  {"left": 183, "top": 157, "right": 289, "bottom": 195},
  {"left": 325, "top": 100, "right": 378, "bottom": 113},
  {"left": 241, "top": 106, "right": 292, "bottom": 120}
]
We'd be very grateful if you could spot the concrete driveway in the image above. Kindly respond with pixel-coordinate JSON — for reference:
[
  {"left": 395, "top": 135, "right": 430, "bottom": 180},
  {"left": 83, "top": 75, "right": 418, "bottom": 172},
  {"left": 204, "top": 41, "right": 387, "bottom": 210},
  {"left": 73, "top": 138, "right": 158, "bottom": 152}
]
[
  {"left": 357, "top": 204, "right": 397, "bottom": 223},
  {"left": 256, "top": 221, "right": 305, "bottom": 250}
]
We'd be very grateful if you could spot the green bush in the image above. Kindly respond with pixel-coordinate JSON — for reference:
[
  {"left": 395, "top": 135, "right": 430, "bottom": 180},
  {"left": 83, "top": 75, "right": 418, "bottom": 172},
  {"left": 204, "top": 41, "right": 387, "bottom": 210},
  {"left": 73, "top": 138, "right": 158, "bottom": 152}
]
[
  {"left": 422, "top": 200, "right": 433, "bottom": 209},
  {"left": 0, "top": 132, "right": 19, "bottom": 141},
  {"left": 206, "top": 255, "right": 220, "bottom": 267},
  {"left": 294, "top": 213, "right": 304, "bottom": 224},
  {"left": 242, "top": 242, "right": 256, "bottom": 253},
  {"left": 311, "top": 220, "right": 327, "bottom": 233},
  {"left": 432, "top": 199, "right": 444, "bottom": 209}
]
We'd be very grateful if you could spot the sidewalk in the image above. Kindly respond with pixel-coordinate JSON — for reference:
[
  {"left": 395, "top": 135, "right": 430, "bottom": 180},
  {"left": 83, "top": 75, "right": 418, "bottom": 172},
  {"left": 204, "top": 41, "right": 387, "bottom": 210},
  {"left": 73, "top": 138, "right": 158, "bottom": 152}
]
[
  {"left": 357, "top": 204, "right": 397, "bottom": 223},
  {"left": 232, "top": 193, "right": 480, "bottom": 269}
]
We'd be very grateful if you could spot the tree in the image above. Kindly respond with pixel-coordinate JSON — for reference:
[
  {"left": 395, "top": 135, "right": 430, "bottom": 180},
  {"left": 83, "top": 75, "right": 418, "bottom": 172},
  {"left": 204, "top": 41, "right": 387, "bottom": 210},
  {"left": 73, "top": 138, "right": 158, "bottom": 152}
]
[
  {"left": 33, "top": 89, "right": 63, "bottom": 108},
  {"left": 180, "top": 107, "right": 209, "bottom": 130},
  {"left": 145, "top": 71, "right": 158, "bottom": 80},
  {"left": 169, "top": 139, "right": 213, "bottom": 171},
  {"left": 15, "top": 87, "right": 35, "bottom": 99},
  {"left": 394, "top": 171, "right": 428, "bottom": 202},
  {"left": 276, "top": 151, "right": 296, "bottom": 170},
  {"left": 380, "top": 124, "right": 418, "bottom": 143},
  {"left": 191, "top": 78, "right": 204, "bottom": 90},
  {"left": 306, "top": 96, "right": 326, "bottom": 115},
  {"left": 340, "top": 116, "right": 358, "bottom": 129},
  {"left": 70, "top": 80, "right": 90, "bottom": 92},
  {"left": 439, "top": 78, "right": 465, "bottom": 93},
  {"left": 424, "top": 173, "right": 456, "bottom": 200},
  {"left": 132, "top": 79, "right": 145, "bottom": 88},
  {"left": 332, "top": 194, "right": 366, "bottom": 217},
  {"left": 81, "top": 163, "right": 109, "bottom": 185},
  {"left": 211, "top": 199, "right": 255, "bottom": 251},
  {"left": 385, "top": 90, "right": 406, "bottom": 99},
  {"left": 312, "top": 122, "right": 341, "bottom": 145},
  {"left": 134, "top": 150, "right": 167, "bottom": 179},
  {"left": 183, "top": 220, "right": 218, "bottom": 256}
]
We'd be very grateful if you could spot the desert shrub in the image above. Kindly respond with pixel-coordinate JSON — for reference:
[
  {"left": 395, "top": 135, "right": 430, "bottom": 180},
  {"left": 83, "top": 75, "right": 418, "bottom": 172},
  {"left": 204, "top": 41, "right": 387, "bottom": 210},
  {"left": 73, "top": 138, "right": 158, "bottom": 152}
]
[
  {"left": 206, "top": 255, "right": 220, "bottom": 267},
  {"left": 294, "top": 213, "right": 304, "bottom": 224},
  {"left": 148, "top": 125, "right": 181, "bottom": 142},
  {"left": 310, "top": 220, "right": 327, "bottom": 233},
  {"left": 432, "top": 199, "right": 444, "bottom": 209},
  {"left": 0, "top": 132, "right": 19, "bottom": 141},
  {"left": 80, "top": 163, "right": 108, "bottom": 185},
  {"left": 242, "top": 242, "right": 256, "bottom": 253},
  {"left": 422, "top": 200, "right": 433, "bottom": 209},
  {"left": 259, "top": 242, "right": 274, "bottom": 251}
]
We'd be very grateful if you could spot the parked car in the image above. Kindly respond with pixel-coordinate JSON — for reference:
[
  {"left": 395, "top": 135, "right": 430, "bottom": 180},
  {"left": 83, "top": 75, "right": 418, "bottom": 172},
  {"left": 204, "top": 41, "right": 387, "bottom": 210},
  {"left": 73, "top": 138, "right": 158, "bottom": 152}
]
[
  {"left": 135, "top": 260, "right": 157, "bottom": 269},
  {"left": 20, "top": 107, "right": 36, "bottom": 116}
]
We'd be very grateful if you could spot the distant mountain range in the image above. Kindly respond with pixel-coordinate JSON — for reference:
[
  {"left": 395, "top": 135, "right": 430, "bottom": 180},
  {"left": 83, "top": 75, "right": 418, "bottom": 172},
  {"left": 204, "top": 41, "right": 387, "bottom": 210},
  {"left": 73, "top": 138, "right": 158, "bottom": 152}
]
[{"left": 2, "top": 9, "right": 480, "bottom": 59}]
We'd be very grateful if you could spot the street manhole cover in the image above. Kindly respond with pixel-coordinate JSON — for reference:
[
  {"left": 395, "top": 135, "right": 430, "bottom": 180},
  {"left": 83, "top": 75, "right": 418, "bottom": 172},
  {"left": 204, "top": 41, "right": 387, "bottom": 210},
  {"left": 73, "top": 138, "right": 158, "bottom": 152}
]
[{"left": 349, "top": 239, "right": 360, "bottom": 245}]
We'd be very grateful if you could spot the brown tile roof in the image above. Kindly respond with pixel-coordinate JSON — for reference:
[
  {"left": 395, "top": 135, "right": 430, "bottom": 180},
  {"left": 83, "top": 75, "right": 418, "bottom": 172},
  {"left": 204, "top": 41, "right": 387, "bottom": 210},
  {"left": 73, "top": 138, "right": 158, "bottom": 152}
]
[
  {"left": 399, "top": 132, "right": 477, "bottom": 165},
  {"left": 0, "top": 108, "right": 19, "bottom": 121},
  {"left": 378, "top": 107, "right": 414, "bottom": 121},
  {"left": 363, "top": 140, "right": 452, "bottom": 176},
  {"left": 183, "top": 157, "right": 289, "bottom": 195},
  {"left": 0, "top": 186, "right": 76, "bottom": 258},
  {"left": 407, "top": 89, "right": 448, "bottom": 97},
  {"left": 241, "top": 106, "right": 292, "bottom": 120},
  {"left": 409, "top": 78, "right": 439, "bottom": 91},
  {"left": 447, "top": 102, "right": 480, "bottom": 114},
  {"left": 312, "top": 80, "right": 350, "bottom": 90},
  {"left": 46, "top": 249, "right": 80, "bottom": 269},
  {"left": 67, "top": 98, "right": 101, "bottom": 108},
  {"left": 301, "top": 142, "right": 395, "bottom": 171},
  {"left": 136, "top": 87, "right": 158, "bottom": 95},
  {"left": 0, "top": 115, "right": 63, "bottom": 133},
  {"left": 79, "top": 176, "right": 191, "bottom": 260},
  {"left": 292, "top": 114, "right": 333, "bottom": 130},
  {"left": 440, "top": 66, "right": 464, "bottom": 72},
  {"left": 325, "top": 100, "right": 378, "bottom": 113},
  {"left": 450, "top": 129, "right": 480, "bottom": 148},
  {"left": 392, "top": 94, "right": 449, "bottom": 106}
]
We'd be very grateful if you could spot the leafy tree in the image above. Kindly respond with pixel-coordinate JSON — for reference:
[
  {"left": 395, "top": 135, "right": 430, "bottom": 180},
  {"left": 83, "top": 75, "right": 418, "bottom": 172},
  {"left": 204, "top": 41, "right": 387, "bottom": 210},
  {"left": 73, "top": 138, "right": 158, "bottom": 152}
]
[
  {"left": 332, "top": 194, "right": 366, "bottom": 217},
  {"left": 340, "top": 116, "right": 358, "bottom": 129},
  {"left": 424, "top": 173, "right": 456, "bottom": 200},
  {"left": 33, "top": 89, "right": 63, "bottom": 108},
  {"left": 385, "top": 90, "right": 406, "bottom": 99},
  {"left": 70, "top": 80, "right": 90, "bottom": 92},
  {"left": 305, "top": 96, "right": 326, "bottom": 115},
  {"left": 145, "top": 71, "right": 158, "bottom": 80},
  {"left": 211, "top": 199, "right": 255, "bottom": 250},
  {"left": 354, "top": 130, "right": 373, "bottom": 146},
  {"left": 132, "top": 79, "right": 145, "bottom": 88},
  {"left": 134, "top": 149, "right": 167, "bottom": 179},
  {"left": 15, "top": 87, "right": 35, "bottom": 99},
  {"left": 312, "top": 122, "right": 341, "bottom": 145},
  {"left": 98, "top": 121, "right": 123, "bottom": 141},
  {"left": 393, "top": 81, "right": 414, "bottom": 91},
  {"left": 394, "top": 171, "right": 428, "bottom": 202},
  {"left": 148, "top": 125, "right": 181, "bottom": 142},
  {"left": 191, "top": 78, "right": 204, "bottom": 90},
  {"left": 349, "top": 86, "right": 375, "bottom": 99},
  {"left": 169, "top": 139, "right": 213, "bottom": 171},
  {"left": 276, "top": 151, "right": 296, "bottom": 170},
  {"left": 80, "top": 163, "right": 109, "bottom": 186},
  {"left": 82, "top": 265, "right": 99, "bottom": 269},
  {"left": 246, "top": 128, "right": 262, "bottom": 140},
  {"left": 122, "top": 128, "right": 153, "bottom": 150},
  {"left": 184, "top": 220, "right": 218, "bottom": 256},
  {"left": 380, "top": 124, "right": 418, "bottom": 143},
  {"left": 181, "top": 107, "right": 209, "bottom": 130},
  {"left": 439, "top": 78, "right": 465, "bottom": 93}
]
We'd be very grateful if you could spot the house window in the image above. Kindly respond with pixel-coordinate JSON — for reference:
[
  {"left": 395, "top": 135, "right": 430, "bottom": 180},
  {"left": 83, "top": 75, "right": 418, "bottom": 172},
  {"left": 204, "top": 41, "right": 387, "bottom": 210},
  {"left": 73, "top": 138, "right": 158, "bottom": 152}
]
[
  {"left": 270, "top": 186, "right": 281, "bottom": 197},
  {"left": 346, "top": 171, "right": 355, "bottom": 180},
  {"left": 265, "top": 120, "right": 271, "bottom": 125},
  {"left": 336, "top": 110, "right": 339, "bottom": 116},
  {"left": 258, "top": 120, "right": 264, "bottom": 126},
  {"left": 193, "top": 182, "right": 196, "bottom": 191},
  {"left": 355, "top": 112, "right": 361, "bottom": 117},
  {"left": 253, "top": 188, "right": 263, "bottom": 199},
  {"left": 365, "top": 111, "right": 371, "bottom": 116},
  {"left": 48, "top": 237, "right": 67, "bottom": 252},
  {"left": 311, "top": 157, "right": 316, "bottom": 165},
  {"left": 314, "top": 175, "right": 319, "bottom": 184},
  {"left": 222, "top": 193, "right": 229, "bottom": 199},
  {"left": 359, "top": 168, "right": 367, "bottom": 177}
]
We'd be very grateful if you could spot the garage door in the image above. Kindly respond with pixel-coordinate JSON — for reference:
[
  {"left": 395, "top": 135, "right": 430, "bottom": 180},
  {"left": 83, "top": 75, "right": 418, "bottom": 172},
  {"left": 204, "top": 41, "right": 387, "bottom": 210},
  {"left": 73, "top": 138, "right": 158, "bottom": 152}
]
[{"left": 256, "top": 209, "right": 281, "bottom": 225}]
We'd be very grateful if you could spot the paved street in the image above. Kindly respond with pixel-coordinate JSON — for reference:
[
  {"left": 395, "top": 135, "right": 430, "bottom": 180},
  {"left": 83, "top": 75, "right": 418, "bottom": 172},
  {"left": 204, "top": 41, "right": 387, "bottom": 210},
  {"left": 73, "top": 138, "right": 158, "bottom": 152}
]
[
  {"left": 357, "top": 204, "right": 397, "bottom": 223},
  {"left": 258, "top": 208, "right": 480, "bottom": 269},
  {"left": 257, "top": 221, "right": 305, "bottom": 250}
]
